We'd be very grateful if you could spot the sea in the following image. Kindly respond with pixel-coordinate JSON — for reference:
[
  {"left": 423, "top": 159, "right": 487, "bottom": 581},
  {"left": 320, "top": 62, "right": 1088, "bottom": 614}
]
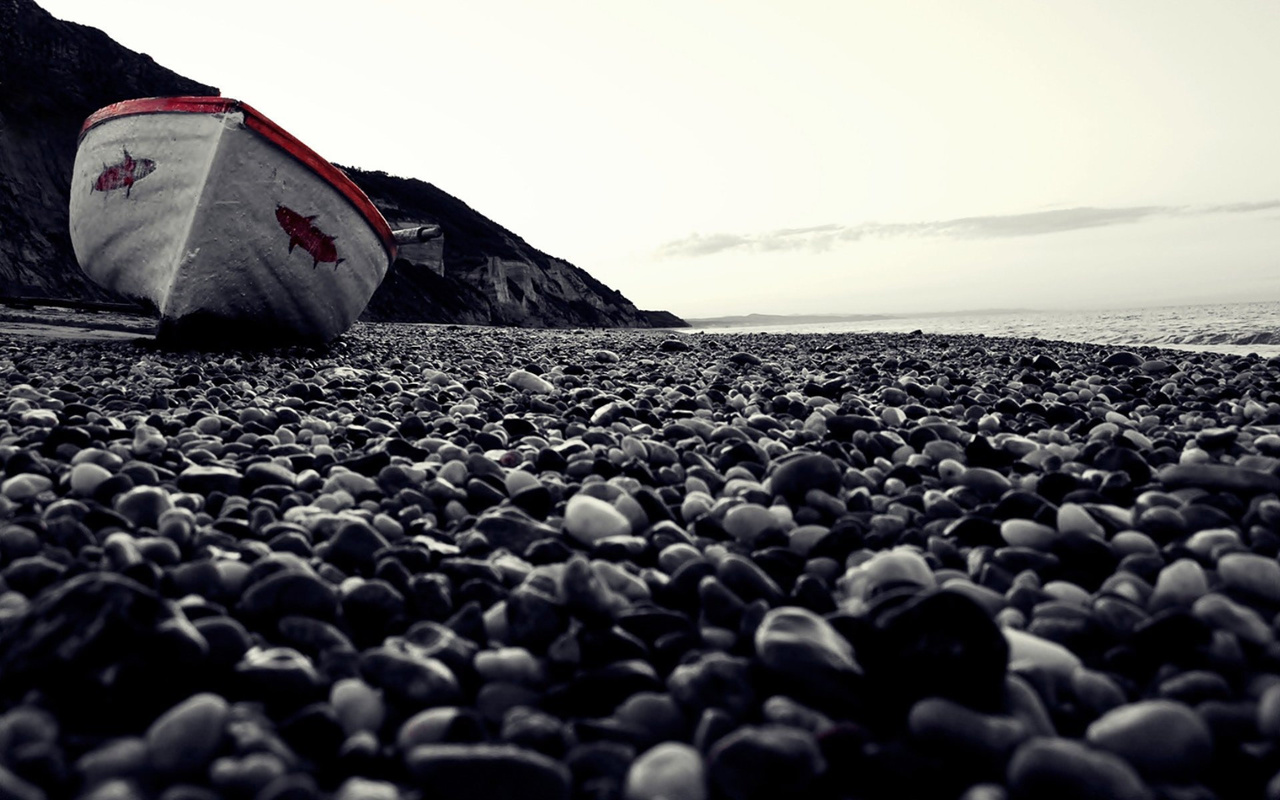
[{"left": 682, "top": 300, "right": 1280, "bottom": 358}]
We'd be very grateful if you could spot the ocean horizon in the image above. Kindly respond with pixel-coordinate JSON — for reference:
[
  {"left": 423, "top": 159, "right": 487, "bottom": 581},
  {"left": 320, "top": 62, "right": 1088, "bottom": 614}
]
[{"left": 681, "top": 299, "right": 1280, "bottom": 358}]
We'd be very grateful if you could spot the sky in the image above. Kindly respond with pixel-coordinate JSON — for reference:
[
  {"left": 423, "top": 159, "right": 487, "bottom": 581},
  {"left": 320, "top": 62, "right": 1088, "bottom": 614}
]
[{"left": 37, "top": 0, "right": 1280, "bottom": 319}]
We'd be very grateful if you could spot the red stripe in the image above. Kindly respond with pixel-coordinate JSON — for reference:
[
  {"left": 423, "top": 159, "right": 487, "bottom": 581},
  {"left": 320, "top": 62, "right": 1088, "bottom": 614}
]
[{"left": 79, "top": 96, "right": 396, "bottom": 259}]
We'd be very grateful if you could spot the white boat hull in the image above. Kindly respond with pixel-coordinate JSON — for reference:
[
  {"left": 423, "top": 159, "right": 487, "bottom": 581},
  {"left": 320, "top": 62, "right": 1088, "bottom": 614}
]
[{"left": 69, "top": 97, "right": 396, "bottom": 345}]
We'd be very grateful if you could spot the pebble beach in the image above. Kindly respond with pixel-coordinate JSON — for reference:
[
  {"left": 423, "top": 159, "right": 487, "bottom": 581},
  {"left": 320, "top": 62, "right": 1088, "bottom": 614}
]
[{"left": 3, "top": 320, "right": 1280, "bottom": 800}]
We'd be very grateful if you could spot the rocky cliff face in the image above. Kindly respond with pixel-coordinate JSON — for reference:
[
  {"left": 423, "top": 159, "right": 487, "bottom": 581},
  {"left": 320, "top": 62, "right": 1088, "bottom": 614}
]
[
  {"left": 0, "top": 0, "right": 686, "bottom": 328},
  {"left": 349, "top": 169, "right": 686, "bottom": 328},
  {"left": 0, "top": 0, "right": 217, "bottom": 303}
]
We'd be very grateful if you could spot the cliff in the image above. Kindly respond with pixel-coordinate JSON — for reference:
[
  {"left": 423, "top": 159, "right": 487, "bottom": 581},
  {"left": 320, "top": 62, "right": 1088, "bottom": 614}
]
[
  {"left": 0, "top": 0, "right": 685, "bottom": 329},
  {"left": 0, "top": 0, "right": 217, "bottom": 303},
  {"left": 349, "top": 169, "right": 686, "bottom": 328}
]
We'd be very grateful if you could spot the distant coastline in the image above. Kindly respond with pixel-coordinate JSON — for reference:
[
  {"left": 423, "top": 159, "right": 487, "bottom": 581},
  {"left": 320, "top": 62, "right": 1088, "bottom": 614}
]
[{"left": 684, "top": 308, "right": 1036, "bottom": 328}]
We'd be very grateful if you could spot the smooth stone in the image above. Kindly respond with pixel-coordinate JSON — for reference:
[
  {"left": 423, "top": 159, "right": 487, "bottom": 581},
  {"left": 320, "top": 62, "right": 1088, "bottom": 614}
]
[
  {"left": 1103, "top": 351, "right": 1144, "bottom": 367},
  {"left": 1217, "top": 553, "right": 1280, "bottom": 605},
  {"left": 404, "top": 744, "right": 571, "bottom": 800},
  {"left": 1257, "top": 683, "right": 1280, "bottom": 738},
  {"left": 754, "top": 606, "right": 860, "bottom": 706},
  {"left": 1006, "top": 737, "right": 1152, "bottom": 800},
  {"left": 244, "top": 461, "right": 296, "bottom": 489},
  {"left": 176, "top": 465, "right": 243, "bottom": 496},
  {"left": 908, "top": 696, "right": 1031, "bottom": 766},
  {"left": 562, "top": 557, "right": 627, "bottom": 626},
  {"left": 359, "top": 645, "right": 461, "bottom": 710},
  {"left": 1004, "top": 673, "right": 1056, "bottom": 737},
  {"left": 1, "top": 474, "right": 52, "bottom": 502},
  {"left": 506, "top": 585, "right": 568, "bottom": 651},
  {"left": 234, "top": 647, "right": 325, "bottom": 709},
  {"left": 476, "top": 509, "right": 557, "bottom": 552},
  {"left": 958, "top": 467, "right": 1012, "bottom": 499},
  {"left": 1000, "top": 519, "right": 1060, "bottom": 551},
  {"left": 114, "top": 485, "right": 173, "bottom": 529},
  {"left": 0, "top": 573, "right": 208, "bottom": 722},
  {"left": 1148, "top": 559, "right": 1210, "bottom": 612},
  {"left": 613, "top": 692, "right": 687, "bottom": 747},
  {"left": 329, "top": 678, "right": 385, "bottom": 736},
  {"left": 1159, "top": 464, "right": 1280, "bottom": 496},
  {"left": 325, "top": 520, "right": 389, "bottom": 573},
  {"left": 507, "top": 370, "right": 555, "bottom": 395},
  {"left": 239, "top": 570, "right": 340, "bottom": 623},
  {"left": 146, "top": 693, "right": 229, "bottom": 777},
  {"left": 667, "top": 653, "right": 756, "bottom": 720},
  {"left": 722, "top": 503, "right": 783, "bottom": 547},
  {"left": 1085, "top": 699, "right": 1213, "bottom": 784},
  {"left": 132, "top": 425, "right": 166, "bottom": 457},
  {"left": 563, "top": 495, "right": 632, "bottom": 546},
  {"left": 717, "top": 555, "right": 785, "bottom": 606},
  {"left": 69, "top": 462, "right": 113, "bottom": 496},
  {"left": 334, "top": 777, "right": 399, "bottom": 800},
  {"left": 396, "top": 707, "right": 485, "bottom": 751},
  {"left": 1004, "top": 628, "right": 1082, "bottom": 680},
  {"left": 1184, "top": 528, "right": 1242, "bottom": 559},
  {"left": 1110, "top": 531, "right": 1159, "bottom": 557},
  {"left": 1070, "top": 667, "right": 1128, "bottom": 718},
  {"left": 770, "top": 454, "right": 841, "bottom": 504},
  {"left": 1192, "top": 593, "right": 1273, "bottom": 646},
  {"left": 707, "top": 725, "right": 825, "bottom": 800},
  {"left": 858, "top": 590, "right": 1008, "bottom": 713},
  {"left": 760, "top": 695, "right": 832, "bottom": 734},
  {"left": 76, "top": 736, "right": 150, "bottom": 787},
  {"left": 209, "top": 752, "right": 288, "bottom": 797},
  {"left": 1055, "top": 503, "right": 1105, "bottom": 539},
  {"left": 624, "top": 742, "right": 706, "bottom": 800},
  {"left": 838, "top": 547, "right": 936, "bottom": 610},
  {"left": 474, "top": 647, "right": 545, "bottom": 687}
]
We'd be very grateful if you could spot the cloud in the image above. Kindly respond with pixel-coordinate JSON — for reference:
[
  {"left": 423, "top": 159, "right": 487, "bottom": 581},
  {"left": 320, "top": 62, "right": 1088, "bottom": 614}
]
[{"left": 656, "top": 200, "right": 1280, "bottom": 259}]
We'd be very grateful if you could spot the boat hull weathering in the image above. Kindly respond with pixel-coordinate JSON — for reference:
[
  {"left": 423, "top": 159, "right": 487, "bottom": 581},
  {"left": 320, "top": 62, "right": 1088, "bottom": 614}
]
[{"left": 69, "top": 96, "right": 398, "bottom": 344}]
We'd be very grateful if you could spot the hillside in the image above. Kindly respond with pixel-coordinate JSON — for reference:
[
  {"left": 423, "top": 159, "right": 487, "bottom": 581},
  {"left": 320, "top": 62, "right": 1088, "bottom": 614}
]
[{"left": 0, "top": 0, "right": 685, "bottom": 329}]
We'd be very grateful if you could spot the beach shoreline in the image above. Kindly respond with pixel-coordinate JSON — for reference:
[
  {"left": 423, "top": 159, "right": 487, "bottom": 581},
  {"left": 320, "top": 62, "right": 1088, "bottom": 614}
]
[{"left": 2, "top": 320, "right": 1280, "bottom": 798}]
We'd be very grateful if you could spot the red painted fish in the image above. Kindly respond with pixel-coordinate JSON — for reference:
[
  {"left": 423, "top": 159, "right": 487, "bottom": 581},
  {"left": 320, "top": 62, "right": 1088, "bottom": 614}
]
[
  {"left": 92, "top": 148, "right": 156, "bottom": 197},
  {"left": 275, "top": 205, "right": 344, "bottom": 269}
]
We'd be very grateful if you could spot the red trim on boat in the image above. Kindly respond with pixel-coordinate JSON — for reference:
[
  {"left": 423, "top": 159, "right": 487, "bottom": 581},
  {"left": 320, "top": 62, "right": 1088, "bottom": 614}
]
[{"left": 79, "top": 96, "right": 397, "bottom": 258}]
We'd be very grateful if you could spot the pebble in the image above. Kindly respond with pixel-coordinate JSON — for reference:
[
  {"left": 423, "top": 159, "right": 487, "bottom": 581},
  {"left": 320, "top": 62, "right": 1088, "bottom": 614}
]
[
  {"left": 1148, "top": 558, "right": 1210, "bottom": 611},
  {"left": 69, "top": 462, "right": 113, "bottom": 496},
  {"left": 722, "top": 503, "right": 783, "bottom": 547},
  {"left": 562, "top": 494, "right": 632, "bottom": 546},
  {"left": 838, "top": 547, "right": 936, "bottom": 610},
  {"left": 1, "top": 474, "right": 52, "bottom": 502},
  {"left": 145, "top": 693, "right": 229, "bottom": 777},
  {"left": 1085, "top": 699, "right": 1214, "bottom": 783},
  {"left": 769, "top": 454, "right": 841, "bottom": 504},
  {"left": 624, "top": 742, "right": 706, "bottom": 800},
  {"left": 1159, "top": 463, "right": 1280, "bottom": 495},
  {"left": 1004, "top": 628, "right": 1082, "bottom": 680},
  {"left": 908, "top": 696, "right": 1031, "bottom": 766},
  {"left": 707, "top": 725, "right": 825, "bottom": 800},
  {"left": 1006, "top": 737, "right": 1152, "bottom": 800},
  {"left": 754, "top": 606, "right": 859, "bottom": 703},
  {"left": 507, "top": 370, "right": 555, "bottom": 395},
  {"left": 1217, "top": 553, "right": 1280, "bottom": 605},
  {"left": 1000, "top": 519, "right": 1060, "bottom": 550},
  {"left": 404, "top": 743, "right": 571, "bottom": 800},
  {"left": 329, "top": 678, "right": 385, "bottom": 736},
  {"left": 3, "top": 322, "right": 1280, "bottom": 800},
  {"left": 115, "top": 485, "right": 173, "bottom": 529},
  {"left": 859, "top": 589, "right": 1009, "bottom": 713}
]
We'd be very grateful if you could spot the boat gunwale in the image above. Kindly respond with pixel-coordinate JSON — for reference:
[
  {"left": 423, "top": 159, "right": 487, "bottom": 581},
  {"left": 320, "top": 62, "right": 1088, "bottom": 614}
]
[{"left": 79, "top": 96, "right": 396, "bottom": 259}]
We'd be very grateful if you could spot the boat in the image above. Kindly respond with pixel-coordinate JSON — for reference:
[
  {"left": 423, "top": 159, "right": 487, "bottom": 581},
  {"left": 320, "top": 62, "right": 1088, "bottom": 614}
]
[{"left": 68, "top": 96, "right": 438, "bottom": 345}]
